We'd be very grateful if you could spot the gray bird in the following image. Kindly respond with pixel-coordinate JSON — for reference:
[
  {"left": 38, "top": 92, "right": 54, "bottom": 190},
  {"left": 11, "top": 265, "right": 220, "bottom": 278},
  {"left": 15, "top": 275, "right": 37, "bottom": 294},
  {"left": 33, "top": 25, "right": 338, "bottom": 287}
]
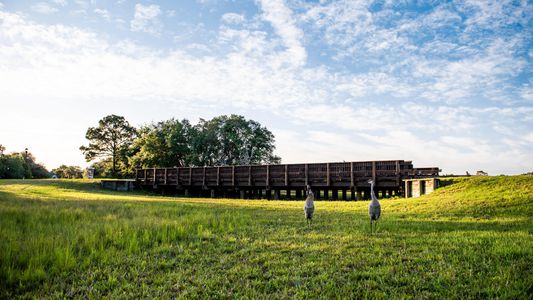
[
  {"left": 368, "top": 179, "right": 381, "bottom": 234},
  {"left": 304, "top": 185, "right": 315, "bottom": 226}
]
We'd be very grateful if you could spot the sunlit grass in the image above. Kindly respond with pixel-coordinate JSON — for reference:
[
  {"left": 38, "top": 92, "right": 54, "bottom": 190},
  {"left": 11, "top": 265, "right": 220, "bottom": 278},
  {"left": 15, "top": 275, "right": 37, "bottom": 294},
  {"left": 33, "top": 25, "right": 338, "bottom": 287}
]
[{"left": 0, "top": 176, "right": 532, "bottom": 298}]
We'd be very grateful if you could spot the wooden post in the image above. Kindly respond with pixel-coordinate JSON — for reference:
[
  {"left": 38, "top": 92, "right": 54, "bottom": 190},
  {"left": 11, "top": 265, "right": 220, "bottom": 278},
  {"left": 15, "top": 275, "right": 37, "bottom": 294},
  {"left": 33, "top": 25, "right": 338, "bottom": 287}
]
[
  {"left": 202, "top": 167, "right": 206, "bottom": 187},
  {"left": 351, "top": 187, "right": 356, "bottom": 200},
  {"left": 217, "top": 167, "right": 220, "bottom": 186},
  {"left": 305, "top": 164, "right": 309, "bottom": 186},
  {"left": 350, "top": 162, "right": 354, "bottom": 188},
  {"left": 326, "top": 163, "right": 331, "bottom": 186},
  {"left": 189, "top": 168, "right": 192, "bottom": 186},
  {"left": 284, "top": 164, "right": 288, "bottom": 186},
  {"left": 266, "top": 165, "right": 270, "bottom": 188},
  {"left": 232, "top": 166, "right": 235, "bottom": 186},
  {"left": 342, "top": 189, "right": 347, "bottom": 200},
  {"left": 176, "top": 167, "right": 180, "bottom": 186},
  {"left": 144, "top": 169, "right": 147, "bottom": 182},
  {"left": 372, "top": 161, "right": 376, "bottom": 183},
  {"left": 248, "top": 166, "right": 252, "bottom": 186},
  {"left": 395, "top": 160, "right": 400, "bottom": 186},
  {"left": 153, "top": 168, "right": 156, "bottom": 184},
  {"left": 135, "top": 169, "right": 139, "bottom": 183},
  {"left": 164, "top": 168, "right": 167, "bottom": 185}
]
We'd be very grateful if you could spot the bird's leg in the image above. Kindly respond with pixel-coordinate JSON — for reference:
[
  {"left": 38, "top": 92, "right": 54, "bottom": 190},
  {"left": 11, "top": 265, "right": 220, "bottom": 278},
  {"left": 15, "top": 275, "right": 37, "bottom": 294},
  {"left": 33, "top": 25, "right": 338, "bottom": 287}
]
[
  {"left": 370, "top": 219, "right": 372, "bottom": 235},
  {"left": 375, "top": 220, "right": 378, "bottom": 233}
]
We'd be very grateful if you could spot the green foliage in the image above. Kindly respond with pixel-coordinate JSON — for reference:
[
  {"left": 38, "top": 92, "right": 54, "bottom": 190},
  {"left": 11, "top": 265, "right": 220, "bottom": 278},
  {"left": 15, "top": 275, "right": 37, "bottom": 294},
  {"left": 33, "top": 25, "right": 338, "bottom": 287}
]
[
  {"left": 190, "top": 115, "right": 281, "bottom": 166},
  {"left": 129, "top": 119, "right": 192, "bottom": 169},
  {"left": 0, "top": 155, "right": 26, "bottom": 179},
  {"left": 127, "top": 115, "right": 281, "bottom": 170},
  {"left": 0, "top": 148, "right": 49, "bottom": 179},
  {"left": 0, "top": 176, "right": 531, "bottom": 298},
  {"left": 51, "top": 165, "right": 83, "bottom": 179},
  {"left": 79, "top": 115, "right": 137, "bottom": 177}
]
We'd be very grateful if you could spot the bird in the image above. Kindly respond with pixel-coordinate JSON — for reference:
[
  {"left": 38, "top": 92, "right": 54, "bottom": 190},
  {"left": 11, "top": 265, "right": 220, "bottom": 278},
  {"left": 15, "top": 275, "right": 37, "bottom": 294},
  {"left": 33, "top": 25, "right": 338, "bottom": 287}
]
[
  {"left": 368, "top": 179, "right": 381, "bottom": 234},
  {"left": 304, "top": 185, "right": 315, "bottom": 226}
]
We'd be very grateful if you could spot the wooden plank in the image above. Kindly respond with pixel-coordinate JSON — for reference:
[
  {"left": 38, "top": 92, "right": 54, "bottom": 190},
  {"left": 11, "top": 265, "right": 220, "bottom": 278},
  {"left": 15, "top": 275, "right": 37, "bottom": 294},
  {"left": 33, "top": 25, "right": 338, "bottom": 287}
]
[
  {"left": 176, "top": 167, "right": 180, "bottom": 187},
  {"left": 189, "top": 168, "right": 192, "bottom": 186},
  {"left": 203, "top": 167, "right": 206, "bottom": 187},
  {"left": 144, "top": 169, "right": 147, "bottom": 182},
  {"left": 164, "top": 168, "right": 167, "bottom": 185},
  {"left": 153, "top": 167, "right": 156, "bottom": 184}
]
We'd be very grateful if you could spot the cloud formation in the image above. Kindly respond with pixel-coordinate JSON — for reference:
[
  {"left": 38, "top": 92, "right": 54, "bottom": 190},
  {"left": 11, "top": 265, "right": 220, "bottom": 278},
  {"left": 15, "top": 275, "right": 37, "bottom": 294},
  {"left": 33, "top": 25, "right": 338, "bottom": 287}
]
[
  {"left": 130, "top": 4, "right": 162, "bottom": 35},
  {"left": 0, "top": 1, "right": 531, "bottom": 174}
]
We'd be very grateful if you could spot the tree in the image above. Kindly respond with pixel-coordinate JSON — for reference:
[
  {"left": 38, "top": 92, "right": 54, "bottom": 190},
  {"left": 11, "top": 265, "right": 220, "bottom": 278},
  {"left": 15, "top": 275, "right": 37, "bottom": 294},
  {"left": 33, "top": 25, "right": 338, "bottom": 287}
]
[
  {"left": 129, "top": 119, "right": 192, "bottom": 169},
  {"left": 190, "top": 115, "right": 280, "bottom": 166},
  {"left": 80, "top": 115, "right": 136, "bottom": 177},
  {"left": 52, "top": 165, "right": 83, "bottom": 179},
  {"left": 0, "top": 148, "right": 50, "bottom": 179}
]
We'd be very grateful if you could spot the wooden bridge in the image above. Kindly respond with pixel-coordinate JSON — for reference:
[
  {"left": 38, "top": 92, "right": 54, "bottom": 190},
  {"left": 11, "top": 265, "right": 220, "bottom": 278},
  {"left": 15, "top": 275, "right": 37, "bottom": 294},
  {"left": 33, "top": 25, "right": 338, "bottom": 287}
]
[{"left": 135, "top": 160, "right": 439, "bottom": 200}]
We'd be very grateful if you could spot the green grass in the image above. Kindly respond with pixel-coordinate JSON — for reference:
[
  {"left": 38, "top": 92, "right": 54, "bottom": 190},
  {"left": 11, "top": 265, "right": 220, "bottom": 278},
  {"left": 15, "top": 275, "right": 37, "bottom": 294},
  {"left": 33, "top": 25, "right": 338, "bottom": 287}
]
[{"left": 0, "top": 176, "right": 532, "bottom": 298}]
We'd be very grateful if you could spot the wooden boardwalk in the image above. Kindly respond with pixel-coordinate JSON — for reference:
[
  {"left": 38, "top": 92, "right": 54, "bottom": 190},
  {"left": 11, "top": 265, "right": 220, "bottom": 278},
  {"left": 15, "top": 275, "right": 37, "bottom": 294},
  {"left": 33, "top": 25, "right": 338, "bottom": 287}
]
[{"left": 135, "top": 160, "right": 439, "bottom": 200}]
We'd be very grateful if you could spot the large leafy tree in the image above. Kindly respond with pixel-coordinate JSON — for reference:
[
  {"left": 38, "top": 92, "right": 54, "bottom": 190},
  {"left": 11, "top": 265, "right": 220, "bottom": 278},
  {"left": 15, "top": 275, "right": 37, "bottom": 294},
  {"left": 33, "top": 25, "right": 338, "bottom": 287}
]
[
  {"left": 80, "top": 115, "right": 136, "bottom": 177},
  {"left": 191, "top": 115, "right": 280, "bottom": 166},
  {"left": 129, "top": 119, "right": 192, "bottom": 168}
]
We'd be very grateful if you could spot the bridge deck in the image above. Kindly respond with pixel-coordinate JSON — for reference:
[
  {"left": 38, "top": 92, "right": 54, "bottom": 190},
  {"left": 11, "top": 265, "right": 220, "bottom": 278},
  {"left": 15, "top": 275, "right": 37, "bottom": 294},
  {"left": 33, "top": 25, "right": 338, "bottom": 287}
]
[{"left": 136, "top": 160, "right": 439, "bottom": 197}]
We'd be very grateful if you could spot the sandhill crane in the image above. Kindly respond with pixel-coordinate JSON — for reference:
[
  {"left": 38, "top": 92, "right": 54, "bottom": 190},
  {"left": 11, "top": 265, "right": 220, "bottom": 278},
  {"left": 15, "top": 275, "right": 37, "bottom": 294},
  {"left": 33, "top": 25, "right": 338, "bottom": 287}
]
[
  {"left": 304, "top": 185, "right": 315, "bottom": 226},
  {"left": 368, "top": 179, "right": 381, "bottom": 234}
]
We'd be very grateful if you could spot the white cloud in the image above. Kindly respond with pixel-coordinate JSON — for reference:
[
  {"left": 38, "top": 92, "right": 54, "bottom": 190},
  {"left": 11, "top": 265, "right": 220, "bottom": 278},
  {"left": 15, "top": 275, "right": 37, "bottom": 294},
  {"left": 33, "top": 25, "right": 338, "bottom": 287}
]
[
  {"left": 258, "top": 0, "right": 307, "bottom": 66},
  {"left": 51, "top": 0, "right": 67, "bottom": 6},
  {"left": 221, "top": 12, "right": 245, "bottom": 24},
  {"left": 130, "top": 4, "right": 162, "bottom": 35},
  {"left": 31, "top": 2, "right": 58, "bottom": 14},
  {"left": 0, "top": 9, "right": 531, "bottom": 174},
  {"left": 94, "top": 8, "right": 110, "bottom": 21}
]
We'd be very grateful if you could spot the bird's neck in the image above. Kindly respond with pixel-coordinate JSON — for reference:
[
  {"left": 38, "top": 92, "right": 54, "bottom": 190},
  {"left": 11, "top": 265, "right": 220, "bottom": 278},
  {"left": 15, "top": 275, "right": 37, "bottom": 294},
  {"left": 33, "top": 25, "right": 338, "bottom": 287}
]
[{"left": 370, "top": 183, "right": 376, "bottom": 199}]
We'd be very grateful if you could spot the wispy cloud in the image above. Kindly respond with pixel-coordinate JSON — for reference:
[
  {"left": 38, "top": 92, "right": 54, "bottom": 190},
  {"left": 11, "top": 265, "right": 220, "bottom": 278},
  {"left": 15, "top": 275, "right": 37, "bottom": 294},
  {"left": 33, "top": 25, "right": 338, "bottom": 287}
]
[
  {"left": 258, "top": 0, "right": 307, "bottom": 66},
  {"left": 130, "top": 4, "right": 162, "bottom": 35},
  {"left": 31, "top": 2, "right": 58, "bottom": 14},
  {"left": 0, "top": 2, "right": 531, "bottom": 174}
]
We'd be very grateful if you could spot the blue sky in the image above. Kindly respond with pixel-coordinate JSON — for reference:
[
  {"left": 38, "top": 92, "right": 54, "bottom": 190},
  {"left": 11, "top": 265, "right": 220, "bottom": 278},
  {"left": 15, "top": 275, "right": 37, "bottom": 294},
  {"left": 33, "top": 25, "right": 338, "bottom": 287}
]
[{"left": 0, "top": 0, "right": 531, "bottom": 174}]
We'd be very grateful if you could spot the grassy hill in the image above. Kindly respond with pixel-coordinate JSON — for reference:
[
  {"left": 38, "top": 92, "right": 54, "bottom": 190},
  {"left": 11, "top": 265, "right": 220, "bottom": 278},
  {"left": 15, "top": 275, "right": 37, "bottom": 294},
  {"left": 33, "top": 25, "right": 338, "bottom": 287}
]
[{"left": 0, "top": 176, "right": 531, "bottom": 298}]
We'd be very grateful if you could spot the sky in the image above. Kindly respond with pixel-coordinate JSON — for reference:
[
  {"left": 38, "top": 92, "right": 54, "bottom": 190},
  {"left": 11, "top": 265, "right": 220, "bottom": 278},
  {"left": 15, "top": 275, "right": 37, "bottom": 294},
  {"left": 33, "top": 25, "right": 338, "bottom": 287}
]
[{"left": 0, "top": 0, "right": 531, "bottom": 175}]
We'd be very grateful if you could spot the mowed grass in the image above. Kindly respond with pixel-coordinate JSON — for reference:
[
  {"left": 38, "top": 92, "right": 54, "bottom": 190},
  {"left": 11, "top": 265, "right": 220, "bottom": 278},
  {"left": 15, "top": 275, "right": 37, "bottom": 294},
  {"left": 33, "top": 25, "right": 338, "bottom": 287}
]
[{"left": 0, "top": 176, "right": 532, "bottom": 298}]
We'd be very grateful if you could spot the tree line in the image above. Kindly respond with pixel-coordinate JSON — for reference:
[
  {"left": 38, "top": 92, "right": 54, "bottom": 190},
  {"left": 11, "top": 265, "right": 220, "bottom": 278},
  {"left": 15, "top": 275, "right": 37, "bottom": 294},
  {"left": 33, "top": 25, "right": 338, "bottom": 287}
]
[
  {"left": 0, "top": 145, "right": 50, "bottom": 179},
  {"left": 80, "top": 114, "right": 281, "bottom": 178}
]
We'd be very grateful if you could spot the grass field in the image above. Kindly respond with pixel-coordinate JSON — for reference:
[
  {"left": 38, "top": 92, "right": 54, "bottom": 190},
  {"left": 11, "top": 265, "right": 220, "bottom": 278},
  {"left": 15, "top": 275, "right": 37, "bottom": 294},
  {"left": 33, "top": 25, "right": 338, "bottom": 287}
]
[{"left": 0, "top": 176, "right": 532, "bottom": 298}]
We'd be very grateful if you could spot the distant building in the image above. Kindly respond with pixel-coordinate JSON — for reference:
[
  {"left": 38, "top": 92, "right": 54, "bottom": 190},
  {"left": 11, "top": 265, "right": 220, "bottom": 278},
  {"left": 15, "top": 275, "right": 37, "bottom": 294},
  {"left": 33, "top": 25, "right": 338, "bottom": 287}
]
[{"left": 476, "top": 170, "right": 488, "bottom": 176}]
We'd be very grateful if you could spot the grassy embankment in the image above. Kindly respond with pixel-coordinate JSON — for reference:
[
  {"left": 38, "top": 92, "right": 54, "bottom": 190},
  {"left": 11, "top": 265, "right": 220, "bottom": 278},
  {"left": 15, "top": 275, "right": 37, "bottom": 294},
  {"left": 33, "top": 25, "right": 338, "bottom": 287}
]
[{"left": 0, "top": 176, "right": 532, "bottom": 298}]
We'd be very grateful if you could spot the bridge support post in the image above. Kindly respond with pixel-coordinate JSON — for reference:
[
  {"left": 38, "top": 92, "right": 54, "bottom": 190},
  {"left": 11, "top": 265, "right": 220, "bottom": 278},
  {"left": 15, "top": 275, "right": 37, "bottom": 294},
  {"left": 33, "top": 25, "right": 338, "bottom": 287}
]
[
  {"left": 296, "top": 189, "right": 302, "bottom": 199},
  {"left": 266, "top": 189, "right": 271, "bottom": 200},
  {"left": 274, "top": 189, "right": 280, "bottom": 200},
  {"left": 342, "top": 189, "right": 347, "bottom": 200}
]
